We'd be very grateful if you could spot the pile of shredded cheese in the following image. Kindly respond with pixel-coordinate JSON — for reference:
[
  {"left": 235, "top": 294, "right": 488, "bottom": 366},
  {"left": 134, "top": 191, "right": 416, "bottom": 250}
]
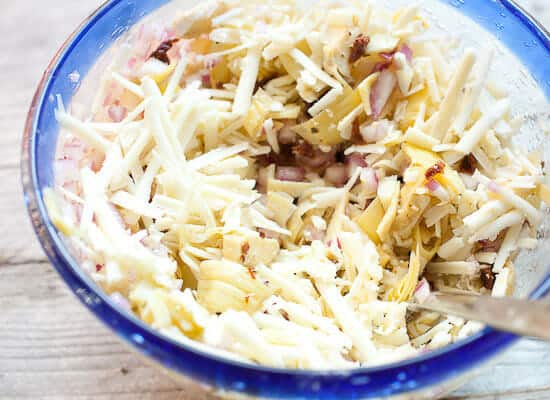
[{"left": 45, "top": 0, "right": 550, "bottom": 368}]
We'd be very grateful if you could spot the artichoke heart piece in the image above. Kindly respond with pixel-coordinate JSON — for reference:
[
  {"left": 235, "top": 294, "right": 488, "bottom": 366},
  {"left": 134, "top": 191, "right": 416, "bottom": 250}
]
[
  {"left": 223, "top": 233, "right": 280, "bottom": 267},
  {"left": 197, "top": 259, "right": 274, "bottom": 313},
  {"left": 291, "top": 86, "right": 361, "bottom": 145},
  {"left": 355, "top": 197, "right": 384, "bottom": 244}
]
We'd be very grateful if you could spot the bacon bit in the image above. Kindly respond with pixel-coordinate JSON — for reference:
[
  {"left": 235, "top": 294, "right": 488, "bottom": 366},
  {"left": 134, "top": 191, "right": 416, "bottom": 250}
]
[
  {"left": 336, "top": 237, "right": 342, "bottom": 249},
  {"left": 247, "top": 267, "right": 256, "bottom": 280},
  {"left": 425, "top": 161, "right": 445, "bottom": 179},
  {"left": 279, "top": 309, "right": 290, "bottom": 321},
  {"left": 149, "top": 38, "right": 179, "bottom": 64},
  {"left": 349, "top": 34, "right": 370, "bottom": 63},
  {"left": 480, "top": 266, "right": 496, "bottom": 290},
  {"left": 240, "top": 242, "right": 250, "bottom": 263},
  {"left": 95, "top": 264, "right": 103, "bottom": 272},
  {"left": 459, "top": 154, "right": 477, "bottom": 175}
]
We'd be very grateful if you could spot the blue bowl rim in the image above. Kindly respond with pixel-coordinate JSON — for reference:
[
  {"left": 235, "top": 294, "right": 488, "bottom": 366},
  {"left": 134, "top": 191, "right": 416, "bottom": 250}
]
[{"left": 20, "top": 0, "right": 550, "bottom": 397}]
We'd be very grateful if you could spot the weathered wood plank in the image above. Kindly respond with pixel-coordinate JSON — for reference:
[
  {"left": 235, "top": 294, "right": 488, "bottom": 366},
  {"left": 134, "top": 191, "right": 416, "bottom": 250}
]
[
  {"left": 0, "top": 1, "right": 98, "bottom": 168},
  {"left": 0, "top": 166, "right": 46, "bottom": 263}
]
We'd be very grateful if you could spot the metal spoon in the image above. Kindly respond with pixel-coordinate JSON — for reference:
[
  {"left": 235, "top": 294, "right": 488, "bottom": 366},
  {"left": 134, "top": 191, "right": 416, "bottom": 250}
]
[{"left": 408, "top": 291, "right": 550, "bottom": 340}]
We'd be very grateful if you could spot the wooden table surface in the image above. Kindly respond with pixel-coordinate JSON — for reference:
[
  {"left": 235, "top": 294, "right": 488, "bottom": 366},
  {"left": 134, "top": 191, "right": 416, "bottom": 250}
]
[{"left": 1, "top": 0, "right": 549, "bottom": 399}]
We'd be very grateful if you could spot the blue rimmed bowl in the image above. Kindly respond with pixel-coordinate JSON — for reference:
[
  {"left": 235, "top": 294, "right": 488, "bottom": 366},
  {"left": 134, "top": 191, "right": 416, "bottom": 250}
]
[{"left": 21, "top": 0, "right": 550, "bottom": 398}]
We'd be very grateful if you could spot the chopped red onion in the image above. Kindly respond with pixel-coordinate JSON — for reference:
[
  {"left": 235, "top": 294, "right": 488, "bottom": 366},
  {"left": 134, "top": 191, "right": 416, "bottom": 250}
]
[
  {"left": 427, "top": 179, "right": 450, "bottom": 201},
  {"left": 54, "top": 159, "right": 80, "bottom": 186},
  {"left": 110, "top": 291, "right": 131, "bottom": 311},
  {"left": 414, "top": 278, "right": 431, "bottom": 304},
  {"left": 345, "top": 152, "right": 368, "bottom": 170},
  {"left": 61, "top": 140, "right": 85, "bottom": 162},
  {"left": 426, "top": 179, "right": 440, "bottom": 192},
  {"left": 372, "top": 60, "right": 392, "bottom": 73},
  {"left": 488, "top": 181, "right": 500, "bottom": 193},
  {"left": 399, "top": 43, "right": 413, "bottom": 63},
  {"left": 256, "top": 167, "right": 271, "bottom": 192},
  {"left": 278, "top": 122, "right": 297, "bottom": 144},
  {"left": 108, "top": 104, "right": 128, "bottom": 122},
  {"left": 324, "top": 163, "right": 349, "bottom": 187},
  {"left": 127, "top": 57, "right": 138, "bottom": 71},
  {"left": 205, "top": 56, "right": 221, "bottom": 69},
  {"left": 305, "top": 226, "right": 325, "bottom": 242},
  {"left": 360, "top": 167, "right": 379, "bottom": 193},
  {"left": 370, "top": 70, "right": 397, "bottom": 119},
  {"left": 360, "top": 120, "right": 391, "bottom": 143},
  {"left": 276, "top": 166, "right": 306, "bottom": 182},
  {"left": 379, "top": 52, "right": 395, "bottom": 61}
]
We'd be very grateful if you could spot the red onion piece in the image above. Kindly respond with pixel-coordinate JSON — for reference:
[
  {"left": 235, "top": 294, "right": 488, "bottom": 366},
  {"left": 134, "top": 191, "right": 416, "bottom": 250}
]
[
  {"left": 372, "top": 60, "right": 392, "bottom": 73},
  {"left": 488, "top": 181, "right": 499, "bottom": 193},
  {"left": 108, "top": 104, "right": 128, "bottom": 122},
  {"left": 278, "top": 122, "right": 297, "bottom": 145},
  {"left": 380, "top": 52, "right": 395, "bottom": 61},
  {"left": 426, "top": 179, "right": 440, "bottom": 192},
  {"left": 370, "top": 70, "right": 397, "bottom": 119},
  {"left": 275, "top": 166, "right": 306, "bottom": 182},
  {"left": 345, "top": 152, "right": 368, "bottom": 168},
  {"left": 293, "top": 142, "right": 336, "bottom": 170},
  {"left": 110, "top": 291, "right": 131, "bottom": 311},
  {"left": 205, "top": 56, "right": 221, "bottom": 69},
  {"left": 427, "top": 179, "right": 450, "bottom": 201},
  {"left": 360, "top": 167, "right": 379, "bottom": 193},
  {"left": 324, "top": 163, "right": 349, "bottom": 187},
  {"left": 360, "top": 120, "right": 391, "bottom": 143},
  {"left": 414, "top": 278, "right": 431, "bottom": 304},
  {"left": 256, "top": 167, "right": 271, "bottom": 192},
  {"left": 399, "top": 43, "right": 413, "bottom": 63},
  {"left": 305, "top": 225, "right": 325, "bottom": 242},
  {"left": 54, "top": 159, "right": 79, "bottom": 186},
  {"left": 127, "top": 57, "right": 138, "bottom": 71}
]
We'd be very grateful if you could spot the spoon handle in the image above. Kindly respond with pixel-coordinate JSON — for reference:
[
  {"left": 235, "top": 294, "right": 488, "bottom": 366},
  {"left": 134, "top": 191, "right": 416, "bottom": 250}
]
[{"left": 409, "top": 292, "right": 550, "bottom": 341}]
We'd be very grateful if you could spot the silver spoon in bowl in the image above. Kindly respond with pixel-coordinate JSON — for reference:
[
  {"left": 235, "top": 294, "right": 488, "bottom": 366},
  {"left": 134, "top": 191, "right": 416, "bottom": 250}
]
[{"left": 408, "top": 291, "right": 550, "bottom": 340}]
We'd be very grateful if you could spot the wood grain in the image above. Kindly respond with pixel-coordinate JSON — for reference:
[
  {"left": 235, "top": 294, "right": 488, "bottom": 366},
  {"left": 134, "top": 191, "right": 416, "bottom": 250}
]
[{"left": 0, "top": 0, "right": 549, "bottom": 399}]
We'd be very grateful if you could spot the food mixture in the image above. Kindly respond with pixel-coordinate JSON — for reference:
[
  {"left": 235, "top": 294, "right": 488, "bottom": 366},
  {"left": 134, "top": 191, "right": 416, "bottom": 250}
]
[{"left": 46, "top": 0, "right": 550, "bottom": 368}]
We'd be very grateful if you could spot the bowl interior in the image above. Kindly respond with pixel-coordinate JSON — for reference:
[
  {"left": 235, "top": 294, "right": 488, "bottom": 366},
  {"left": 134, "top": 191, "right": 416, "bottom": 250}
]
[{"left": 23, "top": 0, "right": 550, "bottom": 398}]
